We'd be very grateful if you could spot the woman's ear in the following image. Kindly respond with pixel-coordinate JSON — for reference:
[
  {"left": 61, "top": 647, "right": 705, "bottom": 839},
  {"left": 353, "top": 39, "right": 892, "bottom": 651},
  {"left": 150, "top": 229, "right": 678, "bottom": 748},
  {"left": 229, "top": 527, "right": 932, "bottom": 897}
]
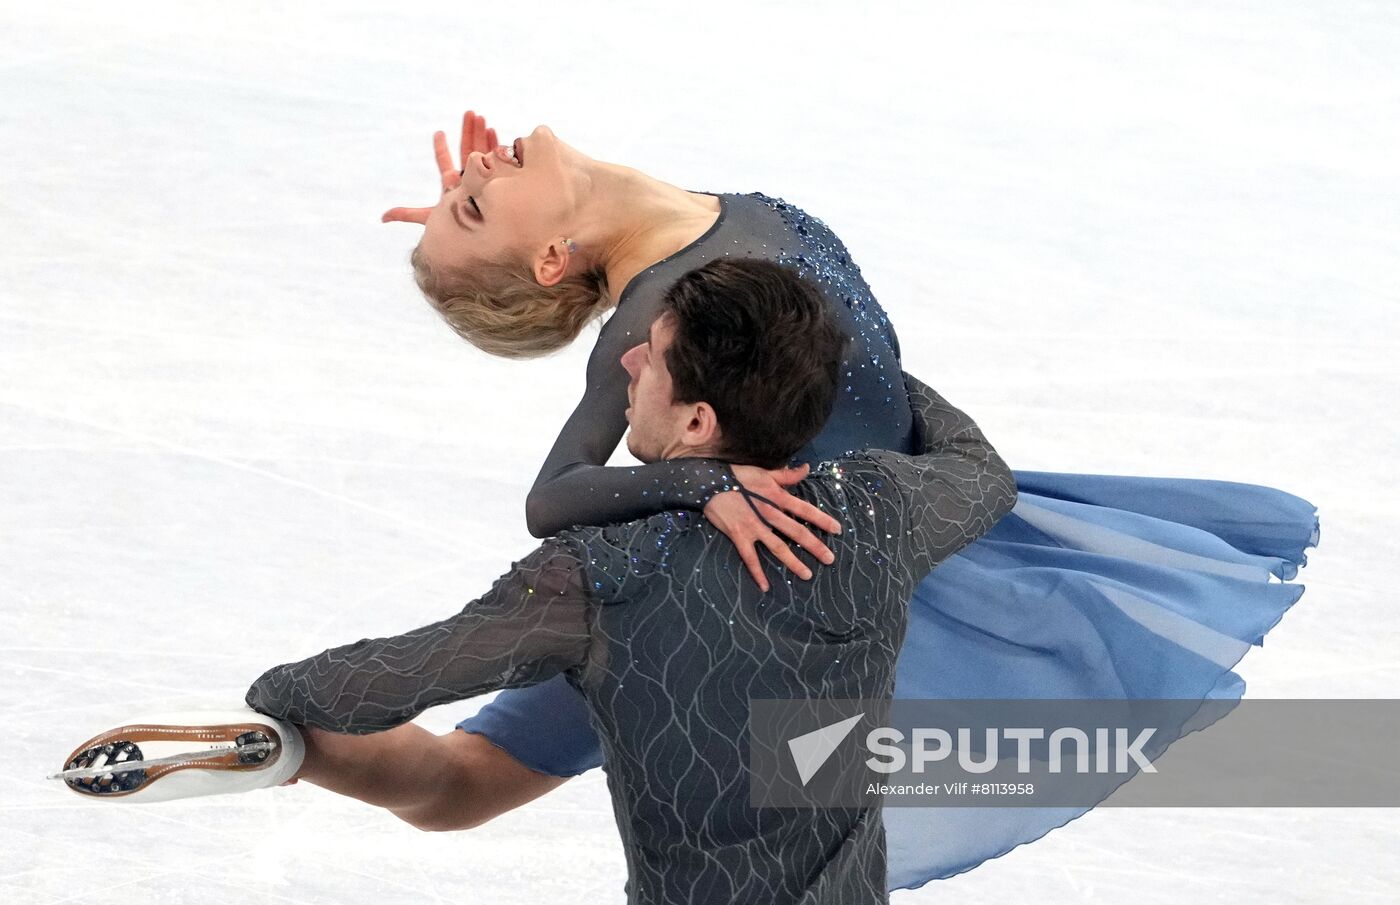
[{"left": 533, "top": 238, "right": 572, "bottom": 287}]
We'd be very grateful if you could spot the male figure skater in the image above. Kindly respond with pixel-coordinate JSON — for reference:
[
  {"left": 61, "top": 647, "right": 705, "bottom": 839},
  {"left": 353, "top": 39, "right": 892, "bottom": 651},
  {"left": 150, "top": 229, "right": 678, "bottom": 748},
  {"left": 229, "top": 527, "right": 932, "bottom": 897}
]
[{"left": 60, "top": 259, "right": 1016, "bottom": 904}]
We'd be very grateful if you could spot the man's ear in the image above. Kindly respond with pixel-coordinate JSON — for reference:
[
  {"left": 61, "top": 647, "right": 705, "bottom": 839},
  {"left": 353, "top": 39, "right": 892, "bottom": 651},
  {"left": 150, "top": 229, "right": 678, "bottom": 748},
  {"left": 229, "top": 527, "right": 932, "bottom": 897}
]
[{"left": 682, "top": 401, "right": 722, "bottom": 453}]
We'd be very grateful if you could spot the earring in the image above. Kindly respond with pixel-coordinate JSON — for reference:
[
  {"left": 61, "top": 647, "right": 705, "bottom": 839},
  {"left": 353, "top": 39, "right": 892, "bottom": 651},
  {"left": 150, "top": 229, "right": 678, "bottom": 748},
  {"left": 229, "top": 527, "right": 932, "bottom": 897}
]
[{"left": 563, "top": 238, "right": 578, "bottom": 254}]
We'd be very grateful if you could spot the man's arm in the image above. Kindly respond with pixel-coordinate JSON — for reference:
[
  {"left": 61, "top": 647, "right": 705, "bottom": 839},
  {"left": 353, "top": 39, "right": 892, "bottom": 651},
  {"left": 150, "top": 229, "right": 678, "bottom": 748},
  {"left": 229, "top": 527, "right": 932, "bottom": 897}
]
[
  {"left": 246, "top": 538, "right": 592, "bottom": 735},
  {"left": 867, "top": 372, "right": 1018, "bottom": 573}
]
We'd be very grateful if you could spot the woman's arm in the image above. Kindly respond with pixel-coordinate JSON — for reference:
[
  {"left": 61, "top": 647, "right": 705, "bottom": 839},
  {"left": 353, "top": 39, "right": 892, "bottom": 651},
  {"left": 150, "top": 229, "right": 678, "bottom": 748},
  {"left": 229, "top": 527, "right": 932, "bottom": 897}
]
[
  {"left": 523, "top": 297, "right": 744, "bottom": 537},
  {"left": 523, "top": 373, "right": 739, "bottom": 537}
]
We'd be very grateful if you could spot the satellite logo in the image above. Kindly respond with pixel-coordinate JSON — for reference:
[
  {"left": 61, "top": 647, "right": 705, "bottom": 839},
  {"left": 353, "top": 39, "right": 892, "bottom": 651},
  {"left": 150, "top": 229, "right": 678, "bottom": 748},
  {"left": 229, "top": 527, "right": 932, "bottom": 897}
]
[{"left": 786, "top": 713, "right": 864, "bottom": 785}]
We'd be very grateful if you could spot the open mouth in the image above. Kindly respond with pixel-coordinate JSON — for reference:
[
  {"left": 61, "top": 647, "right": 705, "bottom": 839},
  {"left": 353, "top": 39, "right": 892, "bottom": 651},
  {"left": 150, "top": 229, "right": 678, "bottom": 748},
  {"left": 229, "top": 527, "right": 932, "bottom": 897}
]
[
  {"left": 489, "top": 138, "right": 525, "bottom": 170},
  {"left": 494, "top": 138, "right": 524, "bottom": 168}
]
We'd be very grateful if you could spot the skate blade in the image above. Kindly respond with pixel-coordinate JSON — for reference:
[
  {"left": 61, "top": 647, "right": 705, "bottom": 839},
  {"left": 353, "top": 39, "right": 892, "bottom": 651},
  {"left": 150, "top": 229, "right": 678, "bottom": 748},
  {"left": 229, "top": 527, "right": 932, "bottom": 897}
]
[{"left": 57, "top": 722, "right": 285, "bottom": 798}]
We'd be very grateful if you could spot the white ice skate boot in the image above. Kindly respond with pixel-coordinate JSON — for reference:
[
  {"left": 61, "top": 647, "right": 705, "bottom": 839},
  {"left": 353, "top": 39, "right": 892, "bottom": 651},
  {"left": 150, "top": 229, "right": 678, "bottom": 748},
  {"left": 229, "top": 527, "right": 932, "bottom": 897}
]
[{"left": 50, "top": 708, "right": 305, "bottom": 803}]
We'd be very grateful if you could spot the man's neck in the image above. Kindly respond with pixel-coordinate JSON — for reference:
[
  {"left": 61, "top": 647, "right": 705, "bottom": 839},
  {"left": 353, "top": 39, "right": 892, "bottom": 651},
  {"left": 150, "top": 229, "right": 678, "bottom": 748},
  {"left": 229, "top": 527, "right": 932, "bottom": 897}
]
[{"left": 658, "top": 443, "right": 727, "bottom": 463}]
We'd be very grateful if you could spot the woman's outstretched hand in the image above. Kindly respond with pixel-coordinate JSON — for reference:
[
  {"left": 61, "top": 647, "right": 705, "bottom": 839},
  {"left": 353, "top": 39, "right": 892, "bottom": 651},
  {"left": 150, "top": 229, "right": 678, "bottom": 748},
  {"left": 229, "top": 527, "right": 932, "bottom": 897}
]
[
  {"left": 702, "top": 463, "right": 843, "bottom": 593},
  {"left": 381, "top": 110, "right": 500, "bottom": 224}
]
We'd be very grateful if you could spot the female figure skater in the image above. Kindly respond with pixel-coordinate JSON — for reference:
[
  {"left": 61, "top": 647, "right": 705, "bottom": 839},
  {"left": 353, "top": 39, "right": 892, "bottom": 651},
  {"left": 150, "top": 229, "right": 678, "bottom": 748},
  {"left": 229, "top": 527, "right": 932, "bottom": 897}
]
[{"left": 364, "top": 111, "right": 1319, "bottom": 887}]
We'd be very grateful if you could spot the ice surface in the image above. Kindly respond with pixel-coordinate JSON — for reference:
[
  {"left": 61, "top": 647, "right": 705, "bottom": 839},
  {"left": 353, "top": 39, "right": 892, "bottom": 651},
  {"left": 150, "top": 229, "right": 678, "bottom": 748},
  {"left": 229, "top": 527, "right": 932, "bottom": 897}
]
[{"left": 2, "top": 1, "right": 1397, "bottom": 902}]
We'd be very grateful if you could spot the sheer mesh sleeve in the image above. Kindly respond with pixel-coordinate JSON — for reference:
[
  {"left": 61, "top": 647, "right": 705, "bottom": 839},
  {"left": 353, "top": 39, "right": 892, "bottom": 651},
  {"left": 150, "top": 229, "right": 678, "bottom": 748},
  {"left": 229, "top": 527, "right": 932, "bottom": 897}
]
[
  {"left": 245, "top": 538, "right": 593, "bottom": 734},
  {"left": 523, "top": 289, "right": 736, "bottom": 537},
  {"left": 861, "top": 371, "right": 1018, "bottom": 575}
]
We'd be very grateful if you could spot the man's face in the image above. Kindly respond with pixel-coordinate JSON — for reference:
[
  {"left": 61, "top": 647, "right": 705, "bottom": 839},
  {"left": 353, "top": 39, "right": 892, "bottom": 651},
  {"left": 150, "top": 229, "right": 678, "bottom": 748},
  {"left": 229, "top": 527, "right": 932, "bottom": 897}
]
[{"left": 620, "top": 314, "right": 709, "bottom": 463}]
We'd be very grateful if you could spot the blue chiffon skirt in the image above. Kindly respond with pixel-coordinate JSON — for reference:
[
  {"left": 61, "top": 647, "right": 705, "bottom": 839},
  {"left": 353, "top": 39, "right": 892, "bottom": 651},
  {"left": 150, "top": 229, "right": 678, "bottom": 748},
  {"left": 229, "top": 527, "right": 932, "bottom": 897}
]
[
  {"left": 884, "top": 470, "right": 1318, "bottom": 888},
  {"left": 460, "top": 470, "right": 1319, "bottom": 891}
]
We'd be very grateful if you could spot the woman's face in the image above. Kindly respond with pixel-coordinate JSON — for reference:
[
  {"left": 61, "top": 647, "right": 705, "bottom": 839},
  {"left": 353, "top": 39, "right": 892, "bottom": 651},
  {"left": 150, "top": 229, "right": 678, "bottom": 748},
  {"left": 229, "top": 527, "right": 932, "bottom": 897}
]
[{"left": 417, "top": 125, "right": 578, "bottom": 276}]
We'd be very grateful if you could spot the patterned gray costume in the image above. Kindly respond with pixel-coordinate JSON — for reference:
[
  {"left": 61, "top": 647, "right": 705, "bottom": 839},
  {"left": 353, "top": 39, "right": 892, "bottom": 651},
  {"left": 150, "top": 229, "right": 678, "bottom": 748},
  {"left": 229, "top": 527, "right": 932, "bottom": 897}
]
[{"left": 246, "top": 375, "right": 1016, "bottom": 905}]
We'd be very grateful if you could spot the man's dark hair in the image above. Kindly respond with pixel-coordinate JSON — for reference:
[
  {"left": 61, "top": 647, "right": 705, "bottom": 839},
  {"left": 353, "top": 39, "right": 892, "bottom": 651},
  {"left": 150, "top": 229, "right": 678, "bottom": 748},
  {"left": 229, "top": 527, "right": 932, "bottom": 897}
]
[{"left": 660, "top": 258, "right": 850, "bottom": 469}]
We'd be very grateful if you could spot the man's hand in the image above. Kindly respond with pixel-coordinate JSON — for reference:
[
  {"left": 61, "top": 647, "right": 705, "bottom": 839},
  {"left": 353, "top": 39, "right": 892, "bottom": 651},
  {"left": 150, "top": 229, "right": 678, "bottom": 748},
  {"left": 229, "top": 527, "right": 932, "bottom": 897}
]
[
  {"left": 702, "top": 464, "right": 842, "bottom": 593},
  {"left": 381, "top": 110, "right": 500, "bottom": 225}
]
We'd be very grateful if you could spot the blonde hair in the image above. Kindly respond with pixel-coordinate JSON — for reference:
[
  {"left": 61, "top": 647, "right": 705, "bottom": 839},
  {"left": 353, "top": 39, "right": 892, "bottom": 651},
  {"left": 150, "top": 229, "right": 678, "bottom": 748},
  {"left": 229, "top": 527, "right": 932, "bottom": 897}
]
[{"left": 410, "top": 243, "right": 614, "bottom": 359}]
